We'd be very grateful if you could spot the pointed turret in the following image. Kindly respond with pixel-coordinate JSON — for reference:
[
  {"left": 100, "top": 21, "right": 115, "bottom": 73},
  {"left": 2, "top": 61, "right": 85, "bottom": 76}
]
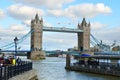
[
  {"left": 77, "top": 23, "right": 80, "bottom": 28},
  {"left": 81, "top": 18, "right": 87, "bottom": 26},
  {"left": 35, "top": 13, "right": 39, "bottom": 22},
  {"left": 40, "top": 17, "right": 43, "bottom": 22},
  {"left": 88, "top": 21, "right": 91, "bottom": 27},
  {"left": 82, "top": 18, "right": 86, "bottom": 22}
]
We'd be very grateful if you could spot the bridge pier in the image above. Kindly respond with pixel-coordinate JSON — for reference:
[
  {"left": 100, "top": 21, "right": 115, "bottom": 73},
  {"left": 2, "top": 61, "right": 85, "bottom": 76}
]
[{"left": 31, "top": 51, "right": 45, "bottom": 60}]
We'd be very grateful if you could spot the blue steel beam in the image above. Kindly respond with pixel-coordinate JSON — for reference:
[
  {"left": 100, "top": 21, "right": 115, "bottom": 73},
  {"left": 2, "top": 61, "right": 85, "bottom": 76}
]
[
  {"left": 0, "top": 50, "right": 31, "bottom": 52},
  {"left": 45, "top": 51, "right": 80, "bottom": 55},
  {"left": 0, "top": 50, "right": 80, "bottom": 55}
]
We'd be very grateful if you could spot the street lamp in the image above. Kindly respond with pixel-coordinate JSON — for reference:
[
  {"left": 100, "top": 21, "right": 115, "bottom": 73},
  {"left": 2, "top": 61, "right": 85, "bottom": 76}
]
[{"left": 14, "top": 37, "right": 18, "bottom": 59}]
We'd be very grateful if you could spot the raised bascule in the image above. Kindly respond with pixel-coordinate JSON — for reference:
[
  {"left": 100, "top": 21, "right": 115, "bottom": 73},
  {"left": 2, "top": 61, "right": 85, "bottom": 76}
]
[{"left": 30, "top": 14, "right": 90, "bottom": 60}]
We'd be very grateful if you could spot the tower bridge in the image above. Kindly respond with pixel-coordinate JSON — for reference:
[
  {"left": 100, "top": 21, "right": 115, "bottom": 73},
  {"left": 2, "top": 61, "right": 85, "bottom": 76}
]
[
  {"left": 30, "top": 14, "right": 90, "bottom": 60},
  {"left": 0, "top": 14, "right": 91, "bottom": 60},
  {"left": 0, "top": 14, "right": 119, "bottom": 60}
]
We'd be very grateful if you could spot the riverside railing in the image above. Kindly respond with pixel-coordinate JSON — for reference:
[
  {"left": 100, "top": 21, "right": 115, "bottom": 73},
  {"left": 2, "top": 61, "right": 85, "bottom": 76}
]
[{"left": 0, "top": 61, "right": 32, "bottom": 80}]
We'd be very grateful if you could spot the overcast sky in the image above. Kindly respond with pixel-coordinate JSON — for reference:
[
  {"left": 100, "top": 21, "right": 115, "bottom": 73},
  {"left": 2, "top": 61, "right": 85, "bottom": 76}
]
[{"left": 0, "top": 0, "right": 120, "bottom": 51}]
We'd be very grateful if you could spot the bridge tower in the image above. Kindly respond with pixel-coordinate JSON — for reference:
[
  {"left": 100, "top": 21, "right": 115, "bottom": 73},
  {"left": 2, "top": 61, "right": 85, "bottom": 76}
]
[
  {"left": 78, "top": 18, "right": 90, "bottom": 51},
  {"left": 30, "top": 14, "right": 45, "bottom": 60}
]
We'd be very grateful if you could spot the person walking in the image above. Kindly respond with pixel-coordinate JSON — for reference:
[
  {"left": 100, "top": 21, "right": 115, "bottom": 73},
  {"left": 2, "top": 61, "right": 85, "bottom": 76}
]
[{"left": 12, "top": 58, "right": 16, "bottom": 65}]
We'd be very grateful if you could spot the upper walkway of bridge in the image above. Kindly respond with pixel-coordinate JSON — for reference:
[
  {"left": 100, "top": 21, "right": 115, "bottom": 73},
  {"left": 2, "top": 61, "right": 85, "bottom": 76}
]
[{"left": 43, "top": 26, "right": 83, "bottom": 33}]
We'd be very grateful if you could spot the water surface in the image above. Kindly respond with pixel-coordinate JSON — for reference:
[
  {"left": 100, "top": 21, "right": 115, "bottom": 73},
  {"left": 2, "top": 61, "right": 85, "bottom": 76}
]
[{"left": 32, "top": 57, "right": 120, "bottom": 80}]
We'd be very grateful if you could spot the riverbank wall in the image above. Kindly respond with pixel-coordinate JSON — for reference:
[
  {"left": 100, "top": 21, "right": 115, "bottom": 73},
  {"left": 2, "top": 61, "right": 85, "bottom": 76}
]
[
  {"left": 65, "top": 65, "right": 120, "bottom": 77},
  {"left": 65, "top": 54, "right": 120, "bottom": 77},
  {"left": 8, "top": 69, "right": 38, "bottom": 80}
]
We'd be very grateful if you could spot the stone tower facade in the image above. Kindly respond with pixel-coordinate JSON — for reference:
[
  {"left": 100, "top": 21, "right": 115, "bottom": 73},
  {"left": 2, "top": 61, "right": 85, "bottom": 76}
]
[
  {"left": 78, "top": 18, "right": 90, "bottom": 51},
  {"left": 30, "top": 14, "right": 45, "bottom": 60}
]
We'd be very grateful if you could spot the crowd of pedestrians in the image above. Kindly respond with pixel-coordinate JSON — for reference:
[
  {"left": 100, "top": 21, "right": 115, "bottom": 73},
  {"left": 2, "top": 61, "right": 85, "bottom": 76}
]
[{"left": 0, "top": 53, "right": 21, "bottom": 67}]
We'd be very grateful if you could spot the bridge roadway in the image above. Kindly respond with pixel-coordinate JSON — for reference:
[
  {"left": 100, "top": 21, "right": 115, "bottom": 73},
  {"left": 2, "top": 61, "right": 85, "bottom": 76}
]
[
  {"left": 1, "top": 50, "right": 120, "bottom": 56},
  {"left": 43, "top": 26, "right": 83, "bottom": 33}
]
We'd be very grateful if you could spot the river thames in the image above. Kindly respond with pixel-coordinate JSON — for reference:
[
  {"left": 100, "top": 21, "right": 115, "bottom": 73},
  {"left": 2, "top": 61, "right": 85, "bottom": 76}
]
[{"left": 31, "top": 57, "right": 120, "bottom": 80}]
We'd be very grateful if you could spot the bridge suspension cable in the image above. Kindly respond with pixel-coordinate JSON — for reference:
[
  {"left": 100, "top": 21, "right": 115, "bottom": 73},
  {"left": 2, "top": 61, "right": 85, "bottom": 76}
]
[
  {"left": 90, "top": 40, "right": 97, "bottom": 46},
  {"left": 90, "top": 34, "right": 101, "bottom": 44},
  {"left": 90, "top": 34, "right": 110, "bottom": 52},
  {"left": 0, "top": 29, "right": 34, "bottom": 50}
]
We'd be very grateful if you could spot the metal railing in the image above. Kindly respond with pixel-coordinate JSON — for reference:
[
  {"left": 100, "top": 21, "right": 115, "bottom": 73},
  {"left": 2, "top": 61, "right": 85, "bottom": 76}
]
[{"left": 0, "top": 61, "right": 32, "bottom": 80}]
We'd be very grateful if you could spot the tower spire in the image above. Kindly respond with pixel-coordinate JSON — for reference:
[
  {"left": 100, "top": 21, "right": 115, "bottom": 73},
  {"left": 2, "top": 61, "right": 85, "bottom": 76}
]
[
  {"left": 82, "top": 18, "right": 86, "bottom": 25},
  {"left": 35, "top": 13, "right": 39, "bottom": 22},
  {"left": 88, "top": 21, "right": 91, "bottom": 26},
  {"left": 77, "top": 22, "right": 80, "bottom": 28},
  {"left": 41, "top": 17, "right": 43, "bottom": 22}
]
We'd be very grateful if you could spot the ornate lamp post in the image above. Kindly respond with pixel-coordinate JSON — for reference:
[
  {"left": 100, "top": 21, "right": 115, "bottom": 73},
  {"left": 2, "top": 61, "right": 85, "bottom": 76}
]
[{"left": 14, "top": 37, "right": 18, "bottom": 59}]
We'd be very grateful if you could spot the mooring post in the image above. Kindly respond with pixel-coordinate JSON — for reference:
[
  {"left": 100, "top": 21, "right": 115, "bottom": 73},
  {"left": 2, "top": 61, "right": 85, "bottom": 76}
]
[{"left": 65, "top": 54, "right": 71, "bottom": 69}]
